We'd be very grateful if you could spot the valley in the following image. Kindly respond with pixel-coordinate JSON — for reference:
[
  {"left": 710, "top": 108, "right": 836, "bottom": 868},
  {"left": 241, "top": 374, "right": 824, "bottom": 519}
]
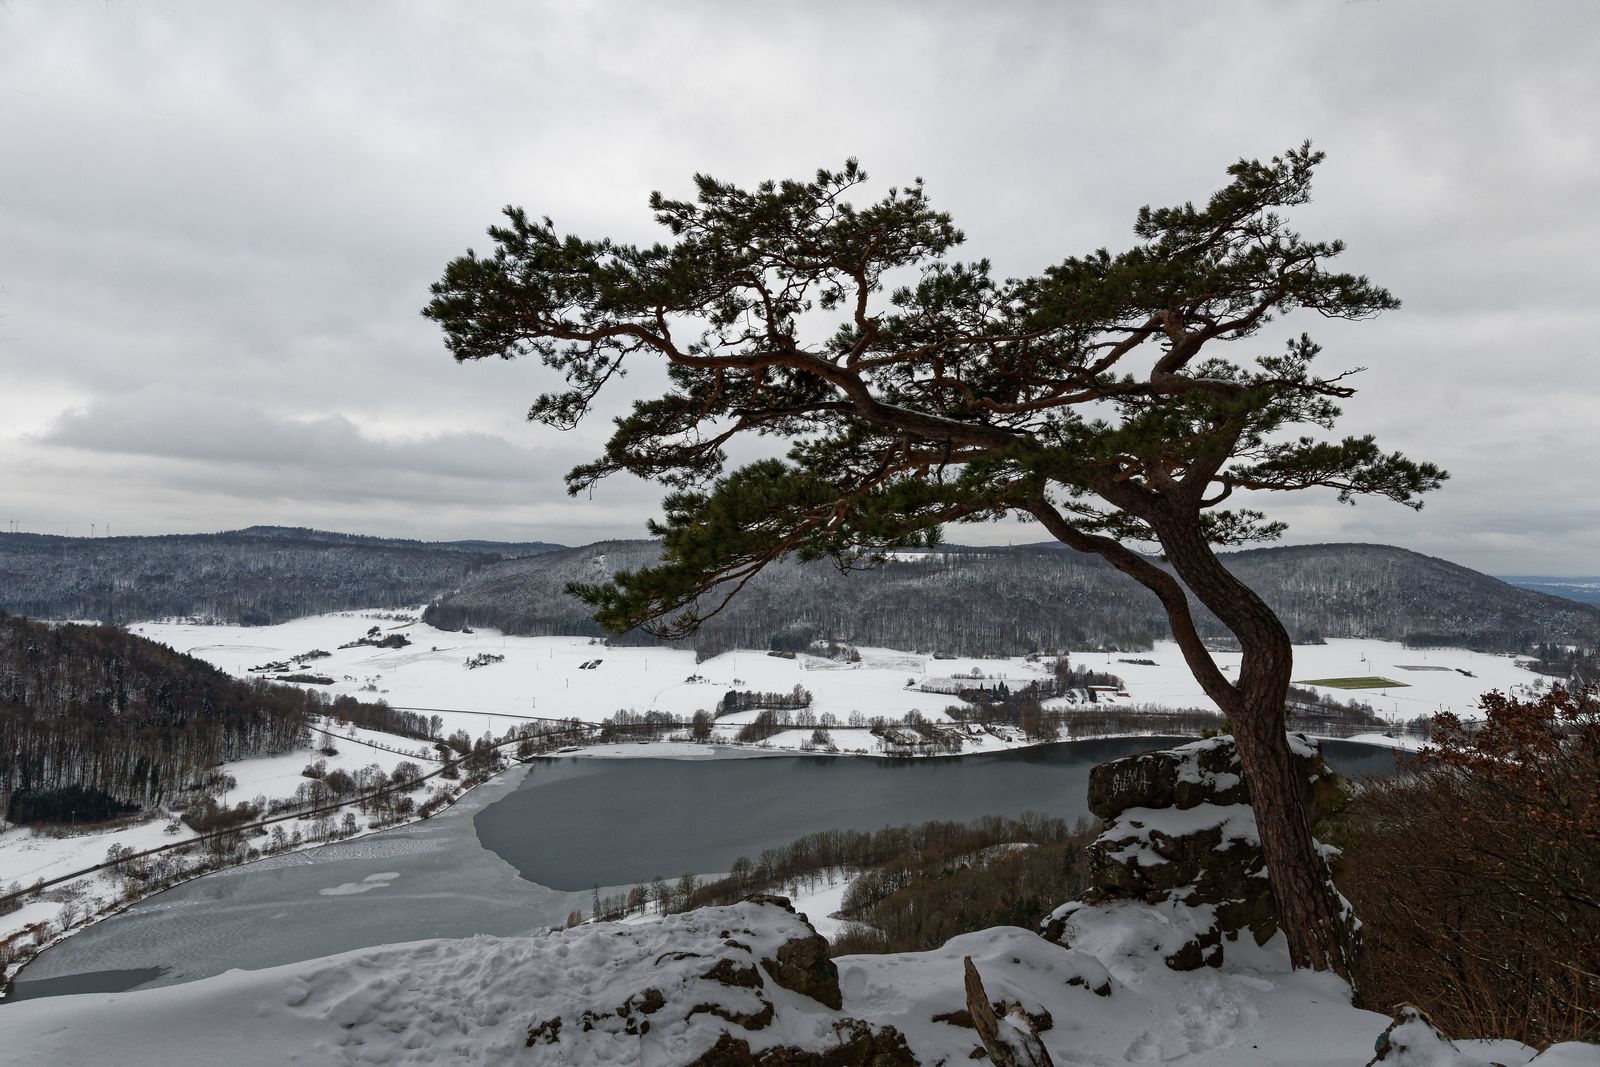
[{"left": 0, "top": 604, "right": 1526, "bottom": 1003}]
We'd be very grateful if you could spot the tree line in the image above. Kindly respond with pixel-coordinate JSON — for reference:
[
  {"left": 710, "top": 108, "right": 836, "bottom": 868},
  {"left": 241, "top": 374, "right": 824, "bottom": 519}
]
[{"left": 0, "top": 527, "right": 558, "bottom": 627}]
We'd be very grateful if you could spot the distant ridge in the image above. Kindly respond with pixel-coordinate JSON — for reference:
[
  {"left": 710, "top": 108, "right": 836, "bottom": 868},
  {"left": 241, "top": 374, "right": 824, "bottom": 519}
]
[
  {"left": 230, "top": 525, "right": 564, "bottom": 556},
  {"left": 1496, "top": 575, "right": 1600, "bottom": 609},
  {"left": 423, "top": 540, "right": 1600, "bottom": 658},
  {"left": 0, "top": 527, "right": 564, "bottom": 625}
]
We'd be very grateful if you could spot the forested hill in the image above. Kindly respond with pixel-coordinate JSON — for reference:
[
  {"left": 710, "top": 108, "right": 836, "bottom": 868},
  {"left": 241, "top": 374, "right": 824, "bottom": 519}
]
[
  {"left": 423, "top": 540, "right": 1600, "bottom": 658},
  {"left": 0, "top": 610, "right": 315, "bottom": 818},
  {"left": 0, "top": 527, "right": 562, "bottom": 626}
]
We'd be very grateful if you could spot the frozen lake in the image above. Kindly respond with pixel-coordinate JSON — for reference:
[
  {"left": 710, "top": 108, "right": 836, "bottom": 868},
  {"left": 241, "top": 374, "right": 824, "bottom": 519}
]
[
  {"left": 8, "top": 737, "right": 1397, "bottom": 1002},
  {"left": 7, "top": 766, "right": 579, "bottom": 1002}
]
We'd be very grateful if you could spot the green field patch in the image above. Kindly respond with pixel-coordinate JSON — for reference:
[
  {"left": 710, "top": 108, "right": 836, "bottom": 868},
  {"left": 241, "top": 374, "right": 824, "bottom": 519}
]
[{"left": 1296, "top": 676, "right": 1410, "bottom": 690}]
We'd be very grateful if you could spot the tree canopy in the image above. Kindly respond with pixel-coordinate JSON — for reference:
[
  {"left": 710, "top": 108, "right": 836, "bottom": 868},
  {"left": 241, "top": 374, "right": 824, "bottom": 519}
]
[
  {"left": 426, "top": 144, "right": 1441, "bottom": 639},
  {"left": 427, "top": 144, "right": 1444, "bottom": 977}
]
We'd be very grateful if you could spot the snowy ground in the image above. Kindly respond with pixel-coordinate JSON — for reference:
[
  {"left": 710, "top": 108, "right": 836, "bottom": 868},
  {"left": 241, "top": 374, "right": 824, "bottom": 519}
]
[
  {"left": 778, "top": 870, "right": 860, "bottom": 943},
  {"left": 4, "top": 897, "right": 1587, "bottom": 1066}
]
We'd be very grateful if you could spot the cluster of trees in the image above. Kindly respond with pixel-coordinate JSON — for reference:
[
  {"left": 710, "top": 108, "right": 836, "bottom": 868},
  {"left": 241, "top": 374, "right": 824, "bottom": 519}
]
[
  {"left": 734, "top": 710, "right": 790, "bottom": 743},
  {"left": 659, "top": 814, "right": 1091, "bottom": 940},
  {"left": 323, "top": 699, "right": 440, "bottom": 741},
  {"left": 0, "top": 611, "right": 312, "bottom": 817},
  {"left": 587, "top": 872, "right": 703, "bottom": 923},
  {"left": 1280, "top": 684, "right": 1389, "bottom": 735},
  {"left": 938, "top": 696, "right": 1218, "bottom": 741},
  {"left": 597, "top": 708, "right": 683, "bottom": 742},
  {"left": 338, "top": 626, "right": 410, "bottom": 650},
  {"left": 859, "top": 711, "right": 961, "bottom": 755},
  {"left": 0, "top": 611, "right": 429, "bottom": 821},
  {"left": 511, "top": 717, "right": 590, "bottom": 757},
  {"left": 295, "top": 758, "right": 426, "bottom": 819},
  {"left": 716, "top": 685, "right": 812, "bottom": 717},
  {"left": 829, "top": 838, "right": 1092, "bottom": 957},
  {"left": 5, "top": 783, "right": 141, "bottom": 825},
  {"left": 1525, "top": 642, "right": 1600, "bottom": 687}
]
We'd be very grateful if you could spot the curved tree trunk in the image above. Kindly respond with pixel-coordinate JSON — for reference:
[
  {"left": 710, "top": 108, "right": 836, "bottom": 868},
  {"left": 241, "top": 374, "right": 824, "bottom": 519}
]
[
  {"left": 1029, "top": 495, "right": 1356, "bottom": 977},
  {"left": 1156, "top": 523, "right": 1355, "bottom": 978}
]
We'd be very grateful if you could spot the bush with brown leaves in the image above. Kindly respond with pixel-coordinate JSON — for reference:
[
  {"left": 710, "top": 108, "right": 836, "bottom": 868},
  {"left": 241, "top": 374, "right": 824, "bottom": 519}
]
[{"left": 1339, "top": 688, "right": 1598, "bottom": 1047}]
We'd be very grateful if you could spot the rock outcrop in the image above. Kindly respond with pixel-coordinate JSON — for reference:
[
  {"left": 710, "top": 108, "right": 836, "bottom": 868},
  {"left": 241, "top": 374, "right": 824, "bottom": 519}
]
[
  {"left": 524, "top": 897, "right": 914, "bottom": 1065},
  {"left": 1045, "top": 734, "right": 1353, "bottom": 970}
]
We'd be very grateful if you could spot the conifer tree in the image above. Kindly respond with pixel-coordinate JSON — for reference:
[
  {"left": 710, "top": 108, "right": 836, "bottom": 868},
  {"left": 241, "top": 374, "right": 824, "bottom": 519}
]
[{"left": 426, "top": 144, "right": 1444, "bottom": 975}]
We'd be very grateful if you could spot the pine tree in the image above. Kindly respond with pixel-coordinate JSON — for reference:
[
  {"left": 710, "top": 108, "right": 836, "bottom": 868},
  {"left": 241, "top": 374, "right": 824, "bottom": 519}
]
[{"left": 426, "top": 144, "right": 1445, "bottom": 976}]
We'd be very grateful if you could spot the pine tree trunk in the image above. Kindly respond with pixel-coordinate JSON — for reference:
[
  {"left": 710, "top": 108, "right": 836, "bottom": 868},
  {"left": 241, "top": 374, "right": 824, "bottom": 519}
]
[{"left": 1156, "top": 524, "right": 1354, "bottom": 978}]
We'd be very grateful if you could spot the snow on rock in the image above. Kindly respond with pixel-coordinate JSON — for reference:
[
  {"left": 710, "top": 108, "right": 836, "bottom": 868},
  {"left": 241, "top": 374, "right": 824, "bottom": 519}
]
[
  {"left": 1052, "top": 734, "right": 1354, "bottom": 970},
  {"left": 837, "top": 920, "right": 1496, "bottom": 1067},
  {"left": 1046, "top": 898, "right": 1224, "bottom": 974},
  {"left": 2, "top": 897, "right": 916, "bottom": 1066},
  {"left": 1362, "top": 1004, "right": 1598, "bottom": 1066},
  {"left": 1366, "top": 1005, "right": 1483, "bottom": 1065}
]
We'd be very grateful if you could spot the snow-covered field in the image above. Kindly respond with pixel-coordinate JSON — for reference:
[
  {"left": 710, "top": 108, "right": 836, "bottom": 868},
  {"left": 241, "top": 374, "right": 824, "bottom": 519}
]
[{"left": 126, "top": 611, "right": 1540, "bottom": 746}]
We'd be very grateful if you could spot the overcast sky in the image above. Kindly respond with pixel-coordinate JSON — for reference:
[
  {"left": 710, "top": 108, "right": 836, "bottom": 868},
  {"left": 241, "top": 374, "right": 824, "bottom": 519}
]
[{"left": 2, "top": 1, "right": 1595, "bottom": 574}]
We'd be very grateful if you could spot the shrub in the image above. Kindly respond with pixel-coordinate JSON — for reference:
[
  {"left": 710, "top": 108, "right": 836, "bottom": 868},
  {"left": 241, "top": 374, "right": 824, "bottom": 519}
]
[
  {"left": 1338, "top": 688, "right": 1599, "bottom": 1045},
  {"left": 181, "top": 798, "right": 263, "bottom": 835}
]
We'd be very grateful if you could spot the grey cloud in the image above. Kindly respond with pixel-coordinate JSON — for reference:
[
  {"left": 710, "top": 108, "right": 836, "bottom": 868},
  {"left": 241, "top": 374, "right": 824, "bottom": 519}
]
[
  {"left": 1, "top": 1, "right": 1596, "bottom": 574},
  {"left": 31, "top": 395, "right": 663, "bottom": 520}
]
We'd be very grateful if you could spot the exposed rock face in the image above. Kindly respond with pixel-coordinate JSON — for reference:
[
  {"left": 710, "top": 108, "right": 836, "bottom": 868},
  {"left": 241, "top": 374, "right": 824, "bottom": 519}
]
[
  {"left": 686, "top": 1022, "right": 917, "bottom": 1066},
  {"left": 1085, "top": 733, "right": 1349, "bottom": 824},
  {"left": 1047, "top": 734, "right": 1353, "bottom": 970},
  {"left": 744, "top": 894, "right": 844, "bottom": 1010}
]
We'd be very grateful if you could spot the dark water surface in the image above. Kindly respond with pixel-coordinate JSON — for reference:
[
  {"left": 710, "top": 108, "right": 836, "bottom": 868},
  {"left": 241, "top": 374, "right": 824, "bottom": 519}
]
[
  {"left": 5, "top": 966, "right": 167, "bottom": 1001},
  {"left": 475, "top": 737, "right": 1399, "bottom": 891}
]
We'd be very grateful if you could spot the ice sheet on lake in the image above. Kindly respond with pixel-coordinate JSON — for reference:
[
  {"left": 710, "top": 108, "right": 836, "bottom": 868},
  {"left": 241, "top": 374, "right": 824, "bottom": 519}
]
[{"left": 10, "top": 766, "right": 584, "bottom": 995}]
